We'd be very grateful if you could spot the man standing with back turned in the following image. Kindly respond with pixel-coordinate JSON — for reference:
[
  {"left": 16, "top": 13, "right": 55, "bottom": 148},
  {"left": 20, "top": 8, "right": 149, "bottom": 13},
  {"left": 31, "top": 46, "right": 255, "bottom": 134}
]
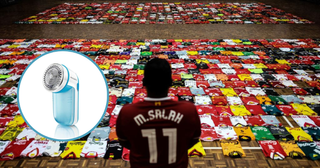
[{"left": 116, "top": 58, "right": 201, "bottom": 168}]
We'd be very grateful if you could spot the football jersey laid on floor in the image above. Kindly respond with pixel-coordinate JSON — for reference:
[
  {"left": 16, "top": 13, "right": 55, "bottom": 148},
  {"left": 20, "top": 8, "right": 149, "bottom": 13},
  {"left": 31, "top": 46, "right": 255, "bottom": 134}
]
[
  {"left": 297, "top": 142, "right": 320, "bottom": 160},
  {"left": 211, "top": 96, "right": 228, "bottom": 106},
  {"left": 286, "top": 127, "right": 313, "bottom": 142},
  {"left": 0, "top": 117, "right": 13, "bottom": 128},
  {"left": 6, "top": 115, "right": 25, "bottom": 128},
  {"left": 196, "top": 105, "right": 218, "bottom": 115},
  {"left": 291, "top": 103, "right": 317, "bottom": 116},
  {"left": 309, "top": 116, "right": 320, "bottom": 126},
  {"left": 268, "top": 95, "right": 287, "bottom": 105},
  {"left": 244, "top": 116, "right": 266, "bottom": 126},
  {"left": 234, "top": 127, "right": 255, "bottom": 141},
  {"left": 194, "top": 96, "right": 212, "bottom": 105},
  {"left": 0, "top": 140, "right": 32, "bottom": 160},
  {"left": 259, "top": 140, "right": 287, "bottom": 160},
  {"left": 268, "top": 126, "right": 294, "bottom": 141},
  {"left": 80, "top": 140, "right": 108, "bottom": 158},
  {"left": 200, "top": 114, "right": 215, "bottom": 128},
  {"left": 16, "top": 127, "right": 36, "bottom": 140},
  {"left": 20, "top": 140, "right": 49, "bottom": 158},
  {"left": 220, "top": 88, "right": 238, "bottom": 97},
  {"left": 0, "top": 141, "right": 10, "bottom": 154},
  {"left": 241, "top": 96, "right": 260, "bottom": 105},
  {"left": 281, "top": 95, "right": 303, "bottom": 104},
  {"left": 261, "top": 105, "right": 284, "bottom": 116},
  {"left": 276, "top": 105, "right": 298, "bottom": 116},
  {"left": 230, "top": 105, "right": 251, "bottom": 116},
  {"left": 291, "top": 115, "right": 317, "bottom": 128},
  {"left": 302, "top": 127, "right": 320, "bottom": 141},
  {"left": 60, "top": 141, "right": 86, "bottom": 159},
  {"left": 34, "top": 135, "right": 46, "bottom": 141},
  {"left": 230, "top": 116, "right": 247, "bottom": 127},
  {"left": 260, "top": 115, "right": 282, "bottom": 126},
  {"left": 188, "top": 141, "right": 206, "bottom": 157},
  {"left": 215, "top": 106, "right": 233, "bottom": 116},
  {"left": 108, "top": 127, "right": 118, "bottom": 141},
  {"left": 200, "top": 128, "right": 218, "bottom": 141},
  {"left": 88, "top": 127, "right": 110, "bottom": 142},
  {"left": 244, "top": 105, "right": 266, "bottom": 115},
  {"left": 104, "top": 141, "right": 123, "bottom": 159},
  {"left": 245, "top": 87, "right": 266, "bottom": 96},
  {"left": 0, "top": 104, "right": 19, "bottom": 116},
  {"left": 215, "top": 126, "right": 238, "bottom": 140},
  {"left": 111, "top": 105, "right": 123, "bottom": 116},
  {"left": 220, "top": 140, "right": 246, "bottom": 158},
  {"left": 211, "top": 115, "right": 232, "bottom": 127},
  {"left": 0, "top": 127, "right": 24, "bottom": 141},
  {"left": 43, "top": 141, "right": 67, "bottom": 157},
  {"left": 122, "top": 147, "right": 130, "bottom": 161},
  {"left": 279, "top": 141, "right": 305, "bottom": 159},
  {"left": 251, "top": 126, "right": 275, "bottom": 141},
  {"left": 227, "top": 97, "right": 243, "bottom": 106}
]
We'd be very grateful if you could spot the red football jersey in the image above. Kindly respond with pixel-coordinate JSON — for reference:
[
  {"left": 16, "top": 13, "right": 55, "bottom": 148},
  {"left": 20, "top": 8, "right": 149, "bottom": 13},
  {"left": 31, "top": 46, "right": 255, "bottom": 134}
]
[{"left": 116, "top": 97, "right": 201, "bottom": 168}]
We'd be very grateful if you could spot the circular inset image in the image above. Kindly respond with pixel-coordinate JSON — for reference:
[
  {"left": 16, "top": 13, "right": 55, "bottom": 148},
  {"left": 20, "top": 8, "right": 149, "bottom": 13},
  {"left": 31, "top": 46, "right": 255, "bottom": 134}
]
[{"left": 18, "top": 50, "right": 109, "bottom": 141}]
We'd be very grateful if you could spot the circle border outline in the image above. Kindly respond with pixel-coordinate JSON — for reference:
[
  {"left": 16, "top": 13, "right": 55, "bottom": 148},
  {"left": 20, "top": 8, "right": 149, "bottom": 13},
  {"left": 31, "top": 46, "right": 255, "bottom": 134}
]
[{"left": 17, "top": 49, "right": 109, "bottom": 141}]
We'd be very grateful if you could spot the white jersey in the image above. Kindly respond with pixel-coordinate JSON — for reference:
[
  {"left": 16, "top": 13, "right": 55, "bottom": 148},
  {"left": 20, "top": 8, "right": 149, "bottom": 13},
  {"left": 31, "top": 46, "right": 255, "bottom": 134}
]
[
  {"left": 260, "top": 115, "right": 281, "bottom": 126},
  {"left": 0, "top": 141, "right": 10, "bottom": 154},
  {"left": 195, "top": 96, "right": 212, "bottom": 105},
  {"left": 250, "top": 74, "right": 264, "bottom": 81},
  {"left": 111, "top": 105, "right": 123, "bottom": 116},
  {"left": 80, "top": 140, "right": 108, "bottom": 158},
  {"left": 291, "top": 115, "right": 317, "bottom": 128},
  {"left": 16, "top": 128, "right": 37, "bottom": 140},
  {"left": 215, "top": 126, "right": 238, "bottom": 140},
  {"left": 88, "top": 127, "right": 110, "bottom": 142},
  {"left": 109, "top": 88, "right": 123, "bottom": 97},
  {"left": 6, "top": 75, "right": 21, "bottom": 82},
  {"left": 280, "top": 80, "right": 298, "bottom": 87},
  {"left": 222, "top": 69, "right": 236, "bottom": 75},
  {"left": 43, "top": 141, "right": 66, "bottom": 157},
  {"left": 204, "top": 74, "right": 217, "bottom": 81},
  {"left": 245, "top": 87, "right": 266, "bottom": 96},
  {"left": 199, "top": 114, "right": 215, "bottom": 128},
  {"left": 272, "top": 74, "right": 288, "bottom": 81},
  {"left": 121, "top": 88, "right": 135, "bottom": 97},
  {"left": 230, "top": 116, "right": 248, "bottom": 127},
  {"left": 227, "top": 96, "right": 243, "bottom": 106},
  {"left": 5, "top": 87, "right": 17, "bottom": 96},
  {"left": 184, "top": 80, "right": 197, "bottom": 88},
  {"left": 20, "top": 140, "right": 49, "bottom": 158}
]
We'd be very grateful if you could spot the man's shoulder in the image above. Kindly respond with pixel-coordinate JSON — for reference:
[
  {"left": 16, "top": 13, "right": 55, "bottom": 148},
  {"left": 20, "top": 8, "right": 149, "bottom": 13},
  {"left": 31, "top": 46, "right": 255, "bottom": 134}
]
[{"left": 121, "top": 100, "right": 196, "bottom": 111}]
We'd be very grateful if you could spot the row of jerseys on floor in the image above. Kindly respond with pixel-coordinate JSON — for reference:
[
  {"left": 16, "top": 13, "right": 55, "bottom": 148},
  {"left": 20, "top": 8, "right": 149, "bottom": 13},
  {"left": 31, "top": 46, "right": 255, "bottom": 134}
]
[
  {"left": 1, "top": 137, "right": 320, "bottom": 161},
  {"left": 107, "top": 89, "right": 320, "bottom": 117},
  {"left": 0, "top": 119, "right": 320, "bottom": 161},
  {"left": 199, "top": 115, "right": 320, "bottom": 129},
  {"left": 0, "top": 126, "right": 203, "bottom": 161},
  {"left": 215, "top": 140, "right": 320, "bottom": 161}
]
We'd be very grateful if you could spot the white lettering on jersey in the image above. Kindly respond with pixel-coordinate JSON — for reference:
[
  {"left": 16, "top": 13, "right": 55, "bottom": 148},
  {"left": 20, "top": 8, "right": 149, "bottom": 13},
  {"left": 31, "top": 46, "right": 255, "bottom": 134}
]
[
  {"left": 134, "top": 114, "right": 147, "bottom": 126},
  {"left": 134, "top": 109, "right": 184, "bottom": 126}
]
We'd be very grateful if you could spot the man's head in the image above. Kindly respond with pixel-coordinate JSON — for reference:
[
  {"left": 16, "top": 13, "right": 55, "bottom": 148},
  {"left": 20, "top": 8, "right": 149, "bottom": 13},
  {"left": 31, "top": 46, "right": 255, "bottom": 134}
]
[{"left": 143, "top": 58, "right": 172, "bottom": 98}]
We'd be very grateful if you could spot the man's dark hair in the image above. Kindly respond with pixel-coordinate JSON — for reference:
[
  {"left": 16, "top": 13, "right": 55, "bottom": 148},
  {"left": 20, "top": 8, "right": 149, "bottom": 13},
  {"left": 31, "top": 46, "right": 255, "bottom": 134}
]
[{"left": 143, "top": 58, "right": 172, "bottom": 96}]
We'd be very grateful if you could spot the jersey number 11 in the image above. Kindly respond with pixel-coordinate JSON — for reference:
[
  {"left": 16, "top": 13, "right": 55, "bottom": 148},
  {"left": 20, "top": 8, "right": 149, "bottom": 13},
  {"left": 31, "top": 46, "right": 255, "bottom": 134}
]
[{"left": 142, "top": 128, "right": 177, "bottom": 164}]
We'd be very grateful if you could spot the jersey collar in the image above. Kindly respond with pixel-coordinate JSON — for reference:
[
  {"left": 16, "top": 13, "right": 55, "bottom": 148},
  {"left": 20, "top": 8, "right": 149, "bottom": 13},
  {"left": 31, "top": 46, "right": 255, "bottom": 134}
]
[{"left": 144, "top": 97, "right": 171, "bottom": 101}]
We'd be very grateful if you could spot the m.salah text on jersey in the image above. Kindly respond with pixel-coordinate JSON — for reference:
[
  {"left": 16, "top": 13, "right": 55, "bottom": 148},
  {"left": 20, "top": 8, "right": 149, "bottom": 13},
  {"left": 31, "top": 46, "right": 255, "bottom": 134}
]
[{"left": 134, "top": 109, "right": 184, "bottom": 126}]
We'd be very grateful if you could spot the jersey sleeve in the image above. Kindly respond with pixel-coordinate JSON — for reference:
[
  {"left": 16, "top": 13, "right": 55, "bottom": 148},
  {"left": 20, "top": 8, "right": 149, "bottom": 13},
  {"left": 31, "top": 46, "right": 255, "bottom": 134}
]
[{"left": 116, "top": 108, "right": 131, "bottom": 149}]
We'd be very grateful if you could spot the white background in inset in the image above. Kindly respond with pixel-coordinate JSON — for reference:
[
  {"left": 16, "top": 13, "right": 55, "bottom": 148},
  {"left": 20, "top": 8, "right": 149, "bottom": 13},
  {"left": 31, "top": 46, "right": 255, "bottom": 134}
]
[{"left": 18, "top": 50, "right": 108, "bottom": 140}]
